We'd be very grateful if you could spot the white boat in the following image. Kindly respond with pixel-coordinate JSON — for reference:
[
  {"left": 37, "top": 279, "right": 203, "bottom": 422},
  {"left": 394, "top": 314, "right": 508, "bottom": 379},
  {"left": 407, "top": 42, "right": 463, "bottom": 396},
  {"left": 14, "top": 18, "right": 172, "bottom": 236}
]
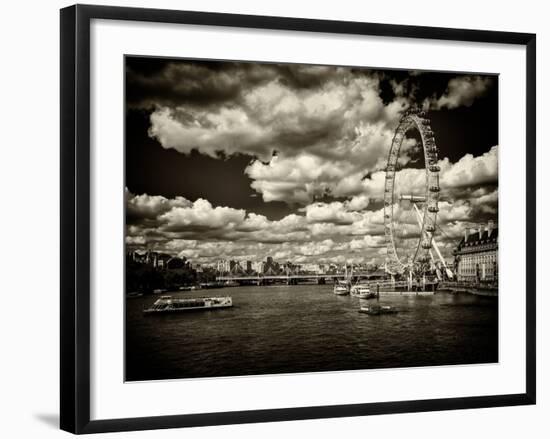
[
  {"left": 333, "top": 282, "right": 350, "bottom": 295},
  {"left": 144, "top": 296, "right": 233, "bottom": 314},
  {"left": 350, "top": 284, "right": 376, "bottom": 299},
  {"left": 334, "top": 264, "right": 352, "bottom": 295}
]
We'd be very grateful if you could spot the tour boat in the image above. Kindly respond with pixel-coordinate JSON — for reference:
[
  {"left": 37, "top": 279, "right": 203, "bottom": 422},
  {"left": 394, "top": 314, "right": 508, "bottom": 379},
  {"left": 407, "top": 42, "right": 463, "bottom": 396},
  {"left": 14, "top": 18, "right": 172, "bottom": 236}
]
[
  {"left": 350, "top": 284, "right": 376, "bottom": 299},
  {"left": 144, "top": 296, "right": 233, "bottom": 314},
  {"left": 359, "top": 304, "right": 398, "bottom": 315}
]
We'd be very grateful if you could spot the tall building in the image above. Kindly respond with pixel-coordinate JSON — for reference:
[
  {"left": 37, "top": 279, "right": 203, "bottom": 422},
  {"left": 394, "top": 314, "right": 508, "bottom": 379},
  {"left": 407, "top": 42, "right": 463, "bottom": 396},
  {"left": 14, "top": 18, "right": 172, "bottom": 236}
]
[
  {"left": 218, "top": 259, "right": 231, "bottom": 273},
  {"left": 130, "top": 250, "right": 172, "bottom": 268},
  {"left": 454, "top": 221, "right": 498, "bottom": 283},
  {"left": 263, "top": 256, "right": 279, "bottom": 274},
  {"left": 229, "top": 260, "right": 244, "bottom": 274}
]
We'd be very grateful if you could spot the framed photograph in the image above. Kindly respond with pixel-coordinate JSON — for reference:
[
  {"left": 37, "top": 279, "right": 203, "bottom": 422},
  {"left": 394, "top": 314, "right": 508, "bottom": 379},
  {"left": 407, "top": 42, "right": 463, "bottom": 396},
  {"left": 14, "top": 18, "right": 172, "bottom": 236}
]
[{"left": 60, "top": 4, "right": 536, "bottom": 434}]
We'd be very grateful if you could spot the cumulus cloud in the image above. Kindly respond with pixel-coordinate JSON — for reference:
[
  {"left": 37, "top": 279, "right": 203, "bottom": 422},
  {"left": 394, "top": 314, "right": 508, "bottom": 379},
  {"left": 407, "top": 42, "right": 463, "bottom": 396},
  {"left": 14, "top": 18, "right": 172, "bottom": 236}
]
[
  {"left": 298, "top": 239, "right": 337, "bottom": 256},
  {"left": 139, "top": 63, "right": 496, "bottom": 211},
  {"left": 349, "top": 235, "right": 386, "bottom": 250},
  {"left": 145, "top": 67, "right": 412, "bottom": 203},
  {"left": 246, "top": 154, "right": 351, "bottom": 204},
  {"left": 159, "top": 198, "right": 246, "bottom": 232},
  {"left": 304, "top": 202, "right": 362, "bottom": 225},
  {"left": 126, "top": 61, "right": 498, "bottom": 266},
  {"left": 126, "top": 189, "right": 191, "bottom": 221},
  {"left": 126, "top": 144, "right": 498, "bottom": 265},
  {"left": 440, "top": 145, "right": 498, "bottom": 188},
  {"left": 126, "top": 191, "right": 390, "bottom": 263},
  {"left": 424, "top": 75, "right": 494, "bottom": 110},
  {"left": 126, "top": 196, "right": 495, "bottom": 266},
  {"left": 338, "top": 145, "right": 499, "bottom": 206},
  {"left": 346, "top": 194, "right": 370, "bottom": 211},
  {"left": 148, "top": 106, "right": 270, "bottom": 159},
  {"left": 148, "top": 74, "right": 404, "bottom": 164}
]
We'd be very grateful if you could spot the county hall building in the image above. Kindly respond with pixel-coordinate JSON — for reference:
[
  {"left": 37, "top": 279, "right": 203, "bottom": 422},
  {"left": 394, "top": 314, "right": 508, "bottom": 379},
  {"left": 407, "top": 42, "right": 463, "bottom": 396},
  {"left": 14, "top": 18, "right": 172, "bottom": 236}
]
[{"left": 454, "top": 220, "right": 498, "bottom": 283}]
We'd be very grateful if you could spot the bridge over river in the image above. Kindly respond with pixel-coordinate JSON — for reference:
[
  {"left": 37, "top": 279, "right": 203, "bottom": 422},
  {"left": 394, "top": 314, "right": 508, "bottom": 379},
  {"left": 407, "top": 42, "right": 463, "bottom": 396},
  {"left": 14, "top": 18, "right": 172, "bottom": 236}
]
[{"left": 215, "top": 274, "right": 438, "bottom": 290}]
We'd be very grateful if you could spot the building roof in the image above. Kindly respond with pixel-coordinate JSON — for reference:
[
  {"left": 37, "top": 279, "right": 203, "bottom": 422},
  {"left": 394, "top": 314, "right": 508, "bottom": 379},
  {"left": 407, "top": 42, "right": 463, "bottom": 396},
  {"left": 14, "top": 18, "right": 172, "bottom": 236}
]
[{"left": 456, "top": 227, "right": 498, "bottom": 251}]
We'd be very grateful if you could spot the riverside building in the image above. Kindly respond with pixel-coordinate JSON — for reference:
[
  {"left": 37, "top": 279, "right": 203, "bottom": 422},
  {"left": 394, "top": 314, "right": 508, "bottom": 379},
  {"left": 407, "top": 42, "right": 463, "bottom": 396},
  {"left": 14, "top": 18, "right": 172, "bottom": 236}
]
[{"left": 454, "top": 221, "right": 498, "bottom": 283}]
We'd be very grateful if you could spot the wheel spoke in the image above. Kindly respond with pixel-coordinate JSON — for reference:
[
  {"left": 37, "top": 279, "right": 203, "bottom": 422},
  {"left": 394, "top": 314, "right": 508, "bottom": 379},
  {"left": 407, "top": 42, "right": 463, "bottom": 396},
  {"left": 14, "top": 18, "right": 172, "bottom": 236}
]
[{"left": 383, "top": 107, "right": 439, "bottom": 274}]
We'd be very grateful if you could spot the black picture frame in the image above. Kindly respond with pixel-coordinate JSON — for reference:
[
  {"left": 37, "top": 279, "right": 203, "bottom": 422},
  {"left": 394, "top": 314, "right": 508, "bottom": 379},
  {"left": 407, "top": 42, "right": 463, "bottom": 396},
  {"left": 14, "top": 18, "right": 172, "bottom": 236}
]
[{"left": 60, "top": 4, "right": 536, "bottom": 434}]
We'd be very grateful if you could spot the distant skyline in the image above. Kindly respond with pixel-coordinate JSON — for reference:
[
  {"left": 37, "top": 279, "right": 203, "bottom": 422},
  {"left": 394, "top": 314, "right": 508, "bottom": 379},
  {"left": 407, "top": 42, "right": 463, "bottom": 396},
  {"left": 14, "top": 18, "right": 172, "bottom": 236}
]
[{"left": 125, "top": 57, "right": 498, "bottom": 266}]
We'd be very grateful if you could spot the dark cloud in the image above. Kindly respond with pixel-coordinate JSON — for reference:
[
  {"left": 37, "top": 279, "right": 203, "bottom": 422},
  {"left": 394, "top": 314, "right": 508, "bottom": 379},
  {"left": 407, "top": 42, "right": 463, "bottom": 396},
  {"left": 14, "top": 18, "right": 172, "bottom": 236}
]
[
  {"left": 126, "top": 59, "right": 354, "bottom": 110},
  {"left": 126, "top": 60, "right": 273, "bottom": 109}
]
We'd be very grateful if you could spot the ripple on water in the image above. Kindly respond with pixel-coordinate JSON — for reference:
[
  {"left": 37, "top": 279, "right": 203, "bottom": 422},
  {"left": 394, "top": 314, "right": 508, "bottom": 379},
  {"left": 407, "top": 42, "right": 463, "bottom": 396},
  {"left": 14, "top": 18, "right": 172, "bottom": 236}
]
[{"left": 125, "top": 285, "right": 498, "bottom": 381}]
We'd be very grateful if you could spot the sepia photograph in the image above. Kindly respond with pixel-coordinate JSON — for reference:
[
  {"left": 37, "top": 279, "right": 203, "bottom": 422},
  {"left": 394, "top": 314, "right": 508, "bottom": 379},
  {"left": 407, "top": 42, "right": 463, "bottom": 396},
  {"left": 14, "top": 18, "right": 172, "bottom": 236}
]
[{"left": 124, "top": 56, "right": 499, "bottom": 382}]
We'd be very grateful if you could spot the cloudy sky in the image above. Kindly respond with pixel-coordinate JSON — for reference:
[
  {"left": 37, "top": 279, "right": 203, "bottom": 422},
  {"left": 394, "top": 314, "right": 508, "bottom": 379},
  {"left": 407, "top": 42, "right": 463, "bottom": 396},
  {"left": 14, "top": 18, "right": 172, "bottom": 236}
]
[{"left": 125, "top": 57, "right": 498, "bottom": 266}]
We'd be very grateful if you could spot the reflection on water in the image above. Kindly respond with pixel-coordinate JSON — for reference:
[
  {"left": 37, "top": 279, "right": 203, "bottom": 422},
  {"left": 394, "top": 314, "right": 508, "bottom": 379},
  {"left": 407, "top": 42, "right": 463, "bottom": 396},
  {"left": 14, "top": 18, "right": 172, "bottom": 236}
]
[{"left": 125, "top": 285, "right": 498, "bottom": 381}]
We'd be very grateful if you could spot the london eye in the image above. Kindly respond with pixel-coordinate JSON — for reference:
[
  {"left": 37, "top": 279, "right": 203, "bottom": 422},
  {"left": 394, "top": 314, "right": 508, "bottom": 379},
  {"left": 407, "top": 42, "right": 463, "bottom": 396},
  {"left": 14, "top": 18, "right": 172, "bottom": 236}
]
[{"left": 383, "top": 107, "right": 450, "bottom": 278}]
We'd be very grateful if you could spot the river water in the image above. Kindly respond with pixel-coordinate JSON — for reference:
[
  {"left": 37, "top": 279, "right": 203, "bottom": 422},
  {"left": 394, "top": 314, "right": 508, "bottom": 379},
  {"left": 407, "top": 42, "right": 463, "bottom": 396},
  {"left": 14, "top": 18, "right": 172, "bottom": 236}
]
[{"left": 125, "top": 285, "right": 498, "bottom": 382}]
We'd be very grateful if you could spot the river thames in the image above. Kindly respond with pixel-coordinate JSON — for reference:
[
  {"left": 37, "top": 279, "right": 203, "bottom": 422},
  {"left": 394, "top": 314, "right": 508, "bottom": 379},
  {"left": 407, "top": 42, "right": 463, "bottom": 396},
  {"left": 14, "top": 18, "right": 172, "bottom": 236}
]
[{"left": 125, "top": 285, "right": 498, "bottom": 382}]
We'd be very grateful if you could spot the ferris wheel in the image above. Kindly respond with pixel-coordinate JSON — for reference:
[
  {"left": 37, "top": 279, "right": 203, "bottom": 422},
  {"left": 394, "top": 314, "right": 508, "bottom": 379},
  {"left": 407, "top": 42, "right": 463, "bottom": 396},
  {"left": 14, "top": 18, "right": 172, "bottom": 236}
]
[{"left": 383, "top": 107, "right": 448, "bottom": 276}]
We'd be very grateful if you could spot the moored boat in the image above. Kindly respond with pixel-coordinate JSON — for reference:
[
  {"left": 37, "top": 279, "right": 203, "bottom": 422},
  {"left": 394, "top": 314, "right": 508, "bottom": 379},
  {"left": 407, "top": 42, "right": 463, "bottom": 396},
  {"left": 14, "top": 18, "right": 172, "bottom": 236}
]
[
  {"left": 350, "top": 284, "right": 376, "bottom": 299},
  {"left": 333, "top": 282, "right": 350, "bottom": 295},
  {"left": 144, "top": 296, "right": 233, "bottom": 314},
  {"left": 359, "top": 304, "right": 398, "bottom": 315},
  {"left": 334, "top": 264, "right": 352, "bottom": 295}
]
